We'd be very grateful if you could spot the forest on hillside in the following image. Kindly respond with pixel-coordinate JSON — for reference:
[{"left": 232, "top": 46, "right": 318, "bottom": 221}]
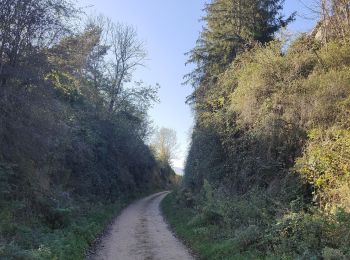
[
  {"left": 0, "top": 1, "right": 176, "bottom": 259},
  {"left": 165, "top": 0, "right": 350, "bottom": 259}
]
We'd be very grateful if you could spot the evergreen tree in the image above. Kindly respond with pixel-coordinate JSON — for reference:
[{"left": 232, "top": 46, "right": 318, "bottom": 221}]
[{"left": 185, "top": 0, "right": 295, "bottom": 98}]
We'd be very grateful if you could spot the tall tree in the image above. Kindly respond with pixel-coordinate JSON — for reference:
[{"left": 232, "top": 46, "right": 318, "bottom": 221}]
[
  {"left": 0, "top": 0, "right": 75, "bottom": 91},
  {"left": 85, "top": 17, "right": 157, "bottom": 113},
  {"left": 151, "top": 128, "right": 178, "bottom": 165},
  {"left": 83, "top": 16, "right": 158, "bottom": 141},
  {"left": 103, "top": 19, "right": 147, "bottom": 113},
  {"left": 185, "top": 0, "right": 295, "bottom": 98}
]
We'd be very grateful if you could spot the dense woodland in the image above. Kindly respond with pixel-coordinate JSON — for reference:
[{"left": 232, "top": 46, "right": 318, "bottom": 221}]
[
  {"left": 174, "top": 0, "right": 350, "bottom": 258},
  {"left": 0, "top": 1, "right": 175, "bottom": 259}
]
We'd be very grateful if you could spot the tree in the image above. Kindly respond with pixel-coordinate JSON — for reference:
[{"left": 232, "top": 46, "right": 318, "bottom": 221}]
[
  {"left": 151, "top": 128, "right": 178, "bottom": 165},
  {"left": 312, "top": 0, "right": 350, "bottom": 42},
  {"left": 84, "top": 16, "right": 158, "bottom": 113},
  {"left": 0, "top": 0, "right": 77, "bottom": 163},
  {"left": 0, "top": 0, "right": 76, "bottom": 91},
  {"left": 98, "top": 18, "right": 148, "bottom": 113},
  {"left": 83, "top": 16, "right": 159, "bottom": 141},
  {"left": 47, "top": 27, "right": 102, "bottom": 97},
  {"left": 185, "top": 0, "right": 295, "bottom": 100}
]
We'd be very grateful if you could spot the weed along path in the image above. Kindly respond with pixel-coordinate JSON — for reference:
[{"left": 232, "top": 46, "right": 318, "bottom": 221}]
[{"left": 87, "top": 191, "right": 194, "bottom": 260}]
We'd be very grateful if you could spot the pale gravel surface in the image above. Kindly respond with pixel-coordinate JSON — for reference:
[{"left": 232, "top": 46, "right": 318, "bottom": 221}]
[{"left": 87, "top": 191, "right": 194, "bottom": 260}]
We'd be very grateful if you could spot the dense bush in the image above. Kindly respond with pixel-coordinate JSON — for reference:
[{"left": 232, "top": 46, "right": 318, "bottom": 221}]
[
  {"left": 0, "top": 1, "right": 175, "bottom": 258},
  {"left": 180, "top": 0, "right": 350, "bottom": 258}
]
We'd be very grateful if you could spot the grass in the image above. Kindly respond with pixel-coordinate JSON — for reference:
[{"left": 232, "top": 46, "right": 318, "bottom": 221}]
[
  {"left": 39, "top": 201, "right": 125, "bottom": 260},
  {"left": 0, "top": 201, "right": 126, "bottom": 260},
  {"left": 0, "top": 191, "right": 157, "bottom": 260},
  {"left": 161, "top": 192, "right": 278, "bottom": 260},
  {"left": 162, "top": 191, "right": 350, "bottom": 260},
  {"left": 161, "top": 192, "right": 235, "bottom": 260}
]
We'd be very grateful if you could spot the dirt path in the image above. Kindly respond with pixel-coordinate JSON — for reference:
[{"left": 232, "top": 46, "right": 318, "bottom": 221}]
[{"left": 88, "top": 191, "right": 194, "bottom": 260}]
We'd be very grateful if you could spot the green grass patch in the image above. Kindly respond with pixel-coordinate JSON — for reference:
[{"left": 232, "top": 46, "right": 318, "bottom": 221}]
[
  {"left": 0, "top": 201, "right": 125, "bottom": 260},
  {"left": 161, "top": 192, "right": 267, "bottom": 260},
  {"left": 162, "top": 192, "right": 350, "bottom": 259},
  {"left": 0, "top": 191, "right": 157, "bottom": 260}
]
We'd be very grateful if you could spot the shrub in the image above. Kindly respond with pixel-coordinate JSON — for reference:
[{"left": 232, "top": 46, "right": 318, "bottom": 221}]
[
  {"left": 322, "top": 247, "right": 346, "bottom": 260},
  {"left": 234, "top": 225, "right": 261, "bottom": 250},
  {"left": 296, "top": 128, "right": 350, "bottom": 211}
]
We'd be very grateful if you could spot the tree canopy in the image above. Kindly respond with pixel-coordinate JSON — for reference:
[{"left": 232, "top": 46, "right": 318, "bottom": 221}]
[{"left": 185, "top": 0, "right": 295, "bottom": 99}]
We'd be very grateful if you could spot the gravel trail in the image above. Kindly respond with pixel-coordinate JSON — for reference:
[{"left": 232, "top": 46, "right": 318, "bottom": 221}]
[{"left": 88, "top": 191, "right": 194, "bottom": 260}]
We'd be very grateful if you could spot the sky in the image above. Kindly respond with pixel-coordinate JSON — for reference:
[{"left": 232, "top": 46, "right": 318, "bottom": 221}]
[{"left": 78, "top": 0, "right": 318, "bottom": 169}]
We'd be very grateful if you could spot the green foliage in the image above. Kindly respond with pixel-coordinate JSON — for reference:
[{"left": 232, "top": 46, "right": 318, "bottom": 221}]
[
  {"left": 163, "top": 192, "right": 287, "bottom": 259},
  {"left": 0, "top": 200, "right": 127, "bottom": 260},
  {"left": 181, "top": 2, "right": 350, "bottom": 257},
  {"left": 185, "top": 0, "right": 294, "bottom": 100},
  {"left": 296, "top": 128, "right": 350, "bottom": 211},
  {"left": 165, "top": 190, "right": 350, "bottom": 259},
  {"left": 185, "top": 37, "right": 350, "bottom": 202},
  {"left": 0, "top": 1, "right": 174, "bottom": 258},
  {"left": 322, "top": 247, "right": 347, "bottom": 260}
]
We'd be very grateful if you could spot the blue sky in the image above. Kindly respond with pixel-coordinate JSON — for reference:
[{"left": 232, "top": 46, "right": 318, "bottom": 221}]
[{"left": 78, "top": 0, "right": 318, "bottom": 169}]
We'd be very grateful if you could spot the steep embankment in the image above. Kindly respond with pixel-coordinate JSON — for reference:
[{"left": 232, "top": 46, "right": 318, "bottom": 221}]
[
  {"left": 0, "top": 1, "right": 175, "bottom": 259},
  {"left": 170, "top": 0, "right": 350, "bottom": 259}
]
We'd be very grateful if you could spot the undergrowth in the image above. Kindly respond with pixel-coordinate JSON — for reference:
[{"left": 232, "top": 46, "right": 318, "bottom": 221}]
[
  {"left": 0, "top": 192, "right": 149, "bottom": 260},
  {"left": 162, "top": 191, "right": 350, "bottom": 260}
]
